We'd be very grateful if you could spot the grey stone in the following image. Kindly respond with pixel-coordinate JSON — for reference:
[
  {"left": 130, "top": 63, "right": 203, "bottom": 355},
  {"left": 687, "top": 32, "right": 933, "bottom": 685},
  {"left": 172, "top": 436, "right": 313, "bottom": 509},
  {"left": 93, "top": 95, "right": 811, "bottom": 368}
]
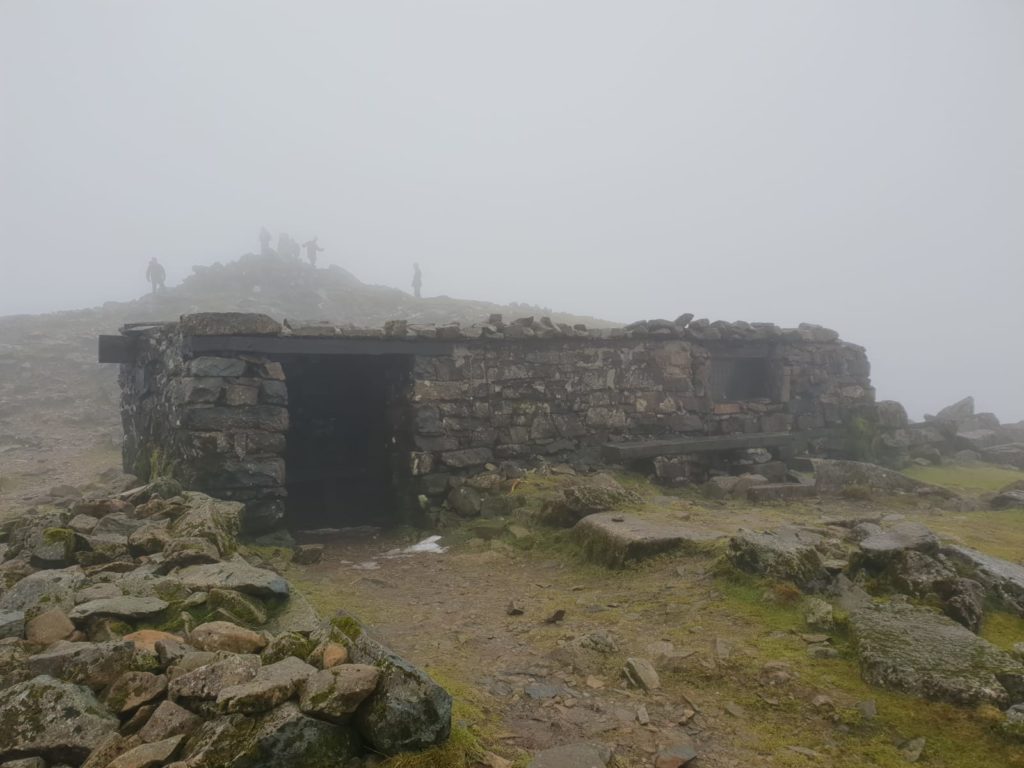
[
  {"left": 0, "top": 610, "right": 25, "bottom": 640},
  {"left": 527, "top": 742, "right": 612, "bottom": 768},
  {"left": 573, "top": 512, "right": 723, "bottom": 568},
  {"left": 168, "top": 653, "right": 261, "bottom": 703},
  {"left": 69, "top": 596, "right": 169, "bottom": 622},
  {"left": 93, "top": 512, "right": 146, "bottom": 537},
  {"left": 812, "top": 459, "right": 951, "bottom": 497},
  {"left": 298, "top": 663, "right": 380, "bottom": 722},
  {"left": 0, "top": 676, "right": 118, "bottom": 763},
  {"left": 104, "top": 671, "right": 168, "bottom": 714},
  {"left": 292, "top": 544, "right": 323, "bottom": 565},
  {"left": 623, "top": 657, "right": 660, "bottom": 691},
  {"left": 27, "top": 640, "right": 134, "bottom": 689},
  {"left": 137, "top": 700, "right": 201, "bottom": 743},
  {"left": 946, "top": 545, "right": 1024, "bottom": 615},
  {"left": 0, "top": 567, "right": 85, "bottom": 618},
  {"left": 187, "top": 356, "right": 248, "bottom": 377},
  {"left": 933, "top": 396, "right": 974, "bottom": 423},
  {"left": 237, "top": 702, "right": 362, "bottom": 767},
  {"left": 849, "top": 600, "right": 1024, "bottom": 706},
  {"left": 728, "top": 526, "right": 828, "bottom": 590},
  {"left": 217, "top": 656, "right": 316, "bottom": 714},
  {"left": 176, "top": 561, "right": 288, "bottom": 598},
  {"left": 991, "top": 490, "right": 1024, "bottom": 510},
  {"left": 857, "top": 522, "right": 939, "bottom": 563}
]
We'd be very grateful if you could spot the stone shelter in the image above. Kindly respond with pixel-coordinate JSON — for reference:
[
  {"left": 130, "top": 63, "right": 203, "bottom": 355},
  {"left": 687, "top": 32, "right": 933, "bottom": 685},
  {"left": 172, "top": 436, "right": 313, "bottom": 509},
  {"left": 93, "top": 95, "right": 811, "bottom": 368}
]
[{"left": 99, "top": 312, "right": 874, "bottom": 531}]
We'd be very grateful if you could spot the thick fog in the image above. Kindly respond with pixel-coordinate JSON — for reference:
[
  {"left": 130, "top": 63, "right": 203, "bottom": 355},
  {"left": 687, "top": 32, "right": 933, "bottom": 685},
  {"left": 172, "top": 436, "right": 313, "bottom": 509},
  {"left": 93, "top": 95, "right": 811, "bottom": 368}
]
[{"left": 1, "top": 1, "right": 1022, "bottom": 420}]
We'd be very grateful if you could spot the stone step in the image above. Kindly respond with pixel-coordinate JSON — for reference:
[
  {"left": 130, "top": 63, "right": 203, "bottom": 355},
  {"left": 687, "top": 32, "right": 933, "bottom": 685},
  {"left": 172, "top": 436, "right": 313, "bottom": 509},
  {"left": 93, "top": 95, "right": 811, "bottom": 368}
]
[
  {"left": 572, "top": 512, "right": 725, "bottom": 568},
  {"left": 747, "top": 483, "right": 818, "bottom": 503}
]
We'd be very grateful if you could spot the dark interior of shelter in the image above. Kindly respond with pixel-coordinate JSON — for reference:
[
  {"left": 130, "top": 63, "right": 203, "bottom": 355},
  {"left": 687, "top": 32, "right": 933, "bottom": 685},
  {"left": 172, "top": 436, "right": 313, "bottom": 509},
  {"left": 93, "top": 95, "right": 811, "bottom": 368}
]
[{"left": 279, "top": 354, "right": 413, "bottom": 529}]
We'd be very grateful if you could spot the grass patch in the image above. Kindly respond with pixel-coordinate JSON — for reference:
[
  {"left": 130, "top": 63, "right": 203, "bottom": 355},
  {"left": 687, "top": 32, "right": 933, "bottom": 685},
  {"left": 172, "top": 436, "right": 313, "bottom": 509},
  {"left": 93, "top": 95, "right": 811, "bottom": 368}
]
[
  {"left": 904, "top": 509, "right": 1024, "bottom": 563},
  {"left": 980, "top": 610, "right": 1024, "bottom": 652},
  {"left": 903, "top": 464, "right": 1024, "bottom": 493},
  {"left": 714, "top": 569, "right": 1024, "bottom": 767}
]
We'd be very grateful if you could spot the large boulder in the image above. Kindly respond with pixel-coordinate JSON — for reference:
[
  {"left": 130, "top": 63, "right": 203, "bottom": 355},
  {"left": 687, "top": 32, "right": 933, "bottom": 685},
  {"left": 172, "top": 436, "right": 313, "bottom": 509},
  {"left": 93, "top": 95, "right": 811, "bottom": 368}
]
[
  {"left": 68, "top": 596, "right": 169, "bottom": 623},
  {"left": 344, "top": 626, "right": 452, "bottom": 754},
  {"left": 856, "top": 522, "right": 939, "bottom": 565},
  {"left": 727, "top": 526, "right": 829, "bottom": 590},
  {"left": 932, "top": 396, "right": 975, "bottom": 425},
  {"left": 849, "top": 600, "right": 1024, "bottom": 706},
  {"left": 573, "top": 512, "right": 723, "bottom": 568},
  {"left": 189, "top": 621, "right": 268, "bottom": 654},
  {"left": 0, "top": 676, "right": 118, "bottom": 763},
  {"left": 983, "top": 444, "right": 1024, "bottom": 470},
  {"left": 168, "top": 654, "right": 261, "bottom": 706}
]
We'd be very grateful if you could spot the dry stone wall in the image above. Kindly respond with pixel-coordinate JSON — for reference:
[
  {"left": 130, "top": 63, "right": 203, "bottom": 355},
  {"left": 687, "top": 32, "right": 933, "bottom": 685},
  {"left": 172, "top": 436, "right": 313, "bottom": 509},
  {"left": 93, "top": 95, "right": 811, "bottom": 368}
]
[
  {"left": 113, "top": 313, "right": 873, "bottom": 526},
  {"left": 119, "top": 321, "right": 289, "bottom": 532}
]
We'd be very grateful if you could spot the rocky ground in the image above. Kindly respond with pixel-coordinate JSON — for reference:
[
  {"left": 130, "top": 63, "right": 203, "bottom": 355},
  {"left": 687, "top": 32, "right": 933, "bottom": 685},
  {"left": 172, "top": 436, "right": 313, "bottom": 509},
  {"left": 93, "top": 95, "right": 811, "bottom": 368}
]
[
  {"left": 0, "top": 480, "right": 452, "bottom": 768},
  {"left": 279, "top": 461, "right": 1024, "bottom": 768}
]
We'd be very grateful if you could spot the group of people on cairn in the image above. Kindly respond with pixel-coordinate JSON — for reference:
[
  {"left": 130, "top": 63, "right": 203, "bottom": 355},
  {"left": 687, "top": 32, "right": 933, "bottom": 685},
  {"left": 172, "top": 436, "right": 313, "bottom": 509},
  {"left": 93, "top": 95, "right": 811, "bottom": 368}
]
[
  {"left": 260, "top": 227, "right": 323, "bottom": 267},
  {"left": 144, "top": 230, "right": 425, "bottom": 298}
]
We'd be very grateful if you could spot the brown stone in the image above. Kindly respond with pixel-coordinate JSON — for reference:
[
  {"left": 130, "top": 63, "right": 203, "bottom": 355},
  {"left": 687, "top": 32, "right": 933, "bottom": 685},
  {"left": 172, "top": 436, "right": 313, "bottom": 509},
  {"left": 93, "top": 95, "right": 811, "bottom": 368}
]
[
  {"left": 106, "top": 735, "right": 185, "bottom": 768},
  {"left": 124, "top": 629, "right": 182, "bottom": 654},
  {"left": 189, "top": 621, "right": 267, "bottom": 654},
  {"left": 25, "top": 608, "right": 75, "bottom": 647},
  {"left": 321, "top": 642, "right": 348, "bottom": 668}
]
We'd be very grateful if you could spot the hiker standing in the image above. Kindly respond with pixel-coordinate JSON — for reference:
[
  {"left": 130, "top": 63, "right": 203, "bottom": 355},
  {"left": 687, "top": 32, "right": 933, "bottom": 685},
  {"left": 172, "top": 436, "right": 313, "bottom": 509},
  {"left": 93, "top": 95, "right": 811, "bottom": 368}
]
[
  {"left": 412, "top": 262, "right": 422, "bottom": 299},
  {"left": 302, "top": 237, "right": 324, "bottom": 267},
  {"left": 146, "top": 258, "right": 166, "bottom": 294},
  {"left": 259, "top": 227, "right": 274, "bottom": 256}
]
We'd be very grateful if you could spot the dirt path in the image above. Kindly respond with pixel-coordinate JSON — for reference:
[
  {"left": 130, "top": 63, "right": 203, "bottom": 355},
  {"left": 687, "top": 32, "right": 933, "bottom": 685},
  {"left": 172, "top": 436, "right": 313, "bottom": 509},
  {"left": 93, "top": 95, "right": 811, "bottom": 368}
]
[{"left": 288, "top": 526, "right": 795, "bottom": 768}]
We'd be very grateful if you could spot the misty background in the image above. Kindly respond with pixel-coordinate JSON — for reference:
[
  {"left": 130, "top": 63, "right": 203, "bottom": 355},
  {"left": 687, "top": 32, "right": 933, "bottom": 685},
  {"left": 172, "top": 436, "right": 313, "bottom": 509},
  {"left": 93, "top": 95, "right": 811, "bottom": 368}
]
[{"left": 1, "top": 1, "right": 1021, "bottom": 421}]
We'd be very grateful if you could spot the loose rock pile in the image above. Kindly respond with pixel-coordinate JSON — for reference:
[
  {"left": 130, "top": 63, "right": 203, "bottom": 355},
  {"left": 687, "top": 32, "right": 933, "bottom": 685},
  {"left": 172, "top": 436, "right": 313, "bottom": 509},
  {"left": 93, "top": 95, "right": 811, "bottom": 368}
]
[{"left": 0, "top": 483, "right": 451, "bottom": 767}]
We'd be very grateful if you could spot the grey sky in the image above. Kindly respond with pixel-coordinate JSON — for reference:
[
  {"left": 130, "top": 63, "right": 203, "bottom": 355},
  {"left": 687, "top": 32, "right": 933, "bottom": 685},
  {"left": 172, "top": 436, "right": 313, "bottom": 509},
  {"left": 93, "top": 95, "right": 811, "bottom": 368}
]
[{"left": 1, "top": 1, "right": 1022, "bottom": 420}]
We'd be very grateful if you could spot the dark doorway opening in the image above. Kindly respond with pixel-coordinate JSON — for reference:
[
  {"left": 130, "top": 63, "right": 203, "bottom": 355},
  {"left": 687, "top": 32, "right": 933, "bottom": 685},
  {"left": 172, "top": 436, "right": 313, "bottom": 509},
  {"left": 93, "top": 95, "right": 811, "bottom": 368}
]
[
  {"left": 710, "top": 356, "right": 773, "bottom": 401},
  {"left": 278, "top": 354, "right": 413, "bottom": 530}
]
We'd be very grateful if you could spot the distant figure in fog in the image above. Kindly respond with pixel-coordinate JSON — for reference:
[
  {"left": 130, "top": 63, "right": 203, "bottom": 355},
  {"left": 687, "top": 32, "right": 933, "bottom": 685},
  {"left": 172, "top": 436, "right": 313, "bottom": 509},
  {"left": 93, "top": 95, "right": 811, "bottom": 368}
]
[
  {"left": 412, "top": 262, "right": 422, "bottom": 299},
  {"left": 146, "top": 258, "right": 166, "bottom": 294},
  {"left": 259, "top": 227, "right": 274, "bottom": 257},
  {"left": 302, "top": 237, "right": 324, "bottom": 267}
]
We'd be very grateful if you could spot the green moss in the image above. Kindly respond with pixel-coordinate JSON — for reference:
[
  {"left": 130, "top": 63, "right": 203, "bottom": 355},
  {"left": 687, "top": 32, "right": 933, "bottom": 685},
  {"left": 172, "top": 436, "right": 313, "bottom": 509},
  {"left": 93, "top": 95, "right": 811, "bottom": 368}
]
[{"left": 330, "top": 615, "right": 364, "bottom": 641}]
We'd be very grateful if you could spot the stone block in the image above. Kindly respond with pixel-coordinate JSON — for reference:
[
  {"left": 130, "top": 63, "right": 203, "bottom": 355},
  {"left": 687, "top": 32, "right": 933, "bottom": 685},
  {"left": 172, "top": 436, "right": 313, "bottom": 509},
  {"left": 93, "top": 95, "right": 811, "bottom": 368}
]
[
  {"left": 188, "top": 357, "right": 247, "bottom": 378},
  {"left": 182, "top": 405, "right": 289, "bottom": 432},
  {"left": 747, "top": 483, "right": 817, "bottom": 503}
]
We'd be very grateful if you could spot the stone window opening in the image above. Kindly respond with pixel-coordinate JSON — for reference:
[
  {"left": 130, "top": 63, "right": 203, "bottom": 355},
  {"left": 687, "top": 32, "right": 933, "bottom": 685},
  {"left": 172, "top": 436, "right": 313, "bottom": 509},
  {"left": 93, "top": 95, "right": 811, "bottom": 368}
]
[
  {"left": 709, "top": 355, "right": 773, "bottom": 402},
  {"left": 279, "top": 353, "right": 414, "bottom": 530}
]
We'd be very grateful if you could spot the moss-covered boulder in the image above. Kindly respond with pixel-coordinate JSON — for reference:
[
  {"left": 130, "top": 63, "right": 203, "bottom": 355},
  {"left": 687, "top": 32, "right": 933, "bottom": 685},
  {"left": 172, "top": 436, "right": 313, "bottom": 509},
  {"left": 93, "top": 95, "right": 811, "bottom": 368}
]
[{"left": 727, "top": 526, "right": 829, "bottom": 591}]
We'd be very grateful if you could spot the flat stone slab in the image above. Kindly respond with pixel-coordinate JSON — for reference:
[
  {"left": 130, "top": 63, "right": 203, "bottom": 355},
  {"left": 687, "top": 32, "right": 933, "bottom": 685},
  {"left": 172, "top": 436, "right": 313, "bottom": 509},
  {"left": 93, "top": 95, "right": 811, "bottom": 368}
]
[
  {"left": 858, "top": 522, "right": 939, "bottom": 562},
  {"left": 573, "top": 513, "right": 724, "bottom": 568},
  {"left": 68, "top": 596, "right": 169, "bottom": 622},
  {"left": 176, "top": 561, "right": 289, "bottom": 598},
  {"left": 849, "top": 600, "right": 1024, "bottom": 707}
]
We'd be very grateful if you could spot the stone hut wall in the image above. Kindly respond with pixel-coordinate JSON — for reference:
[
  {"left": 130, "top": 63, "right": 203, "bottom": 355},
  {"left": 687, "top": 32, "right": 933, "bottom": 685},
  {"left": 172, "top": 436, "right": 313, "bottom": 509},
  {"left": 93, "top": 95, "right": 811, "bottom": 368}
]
[
  {"left": 408, "top": 327, "right": 873, "bottom": 495},
  {"left": 119, "top": 323, "right": 289, "bottom": 531},
  {"left": 111, "top": 313, "right": 873, "bottom": 528}
]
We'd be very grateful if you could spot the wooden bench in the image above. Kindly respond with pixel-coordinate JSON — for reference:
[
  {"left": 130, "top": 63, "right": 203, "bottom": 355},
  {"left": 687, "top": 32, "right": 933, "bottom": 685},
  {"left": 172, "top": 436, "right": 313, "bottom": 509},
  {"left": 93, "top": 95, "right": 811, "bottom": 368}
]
[{"left": 602, "top": 431, "right": 800, "bottom": 463}]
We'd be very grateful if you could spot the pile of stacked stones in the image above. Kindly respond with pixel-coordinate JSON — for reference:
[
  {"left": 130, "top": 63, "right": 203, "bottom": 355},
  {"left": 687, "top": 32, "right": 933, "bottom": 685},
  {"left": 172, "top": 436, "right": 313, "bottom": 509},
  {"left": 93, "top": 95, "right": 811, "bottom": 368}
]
[
  {"left": 0, "top": 481, "right": 451, "bottom": 767},
  {"left": 375, "top": 313, "right": 843, "bottom": 343}
]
